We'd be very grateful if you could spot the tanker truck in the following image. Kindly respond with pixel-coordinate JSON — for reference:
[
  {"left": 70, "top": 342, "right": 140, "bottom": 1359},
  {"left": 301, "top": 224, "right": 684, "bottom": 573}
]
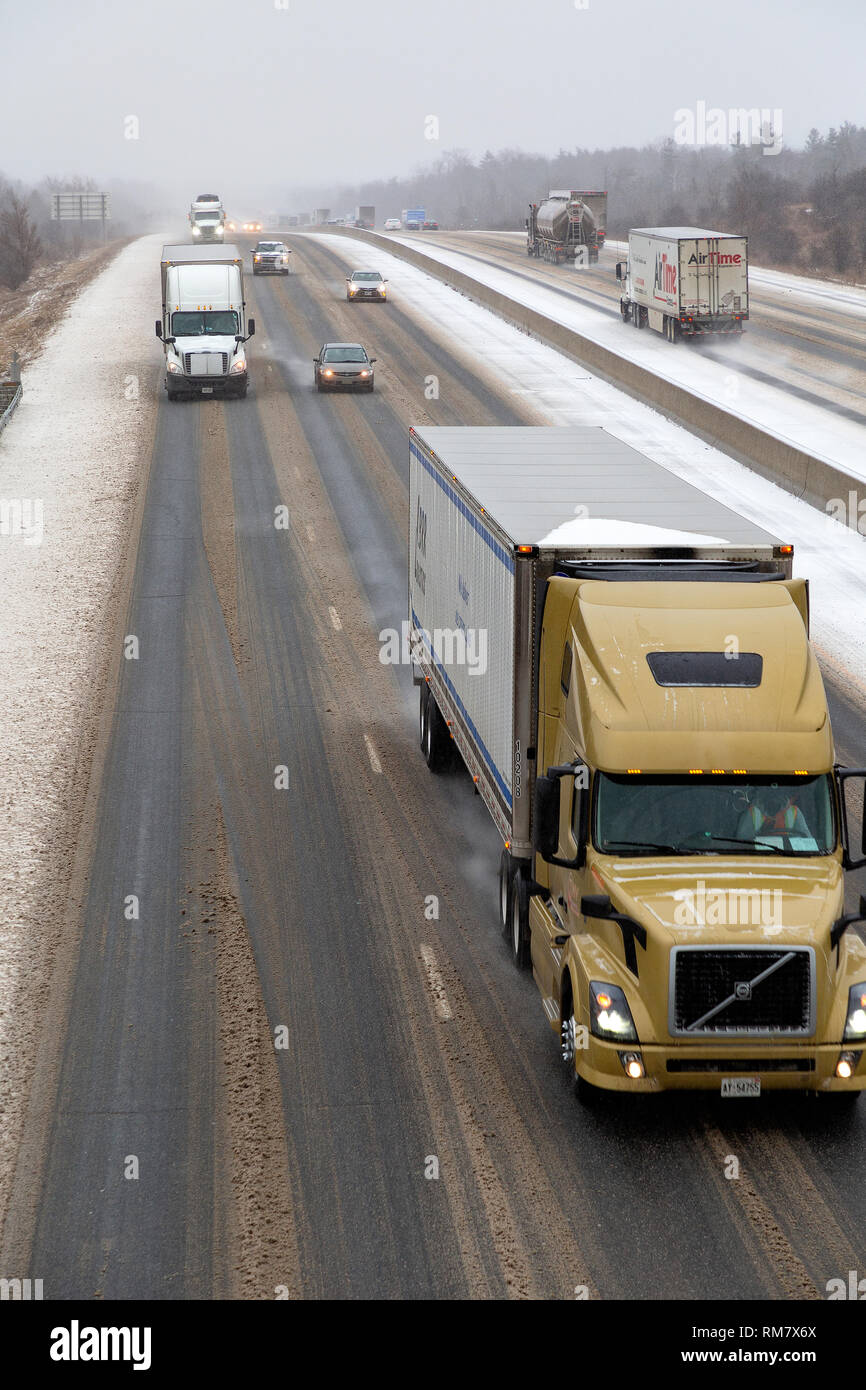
[
  {"left": 526, "top": 190, "right": 607, "bottom": 264},
  {"left": 409, "top": 424, "right": 866, "bottom": 1103}
]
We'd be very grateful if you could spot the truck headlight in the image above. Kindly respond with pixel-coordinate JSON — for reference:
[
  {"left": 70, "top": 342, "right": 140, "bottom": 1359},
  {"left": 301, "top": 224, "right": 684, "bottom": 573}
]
[
  {"left": 192, "top": 226, "right": 201, "bottom": 236},
  {"left": 167, "top": 360, "right": 183, "bottom": 374},
  {"left": 215, "top": 227, "right": 224, "bottom": 237},
  {"left": 844, "top": 983, "right": 866, "bottom": 1040},
  {"left": 589, "top": 981, "right": 638, "bottom": 1042},
  {"left": 230, "top": 357, "right": 246, "bottom": 374}
]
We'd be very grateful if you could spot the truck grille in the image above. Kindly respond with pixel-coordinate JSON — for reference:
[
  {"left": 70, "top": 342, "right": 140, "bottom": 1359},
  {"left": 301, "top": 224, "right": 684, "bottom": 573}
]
[
  {"left": 184, "top": 352, "right": 228, "bottom": 377},
  {"left": 670, "top": 947, "right": 814, "bottom": 1036}
]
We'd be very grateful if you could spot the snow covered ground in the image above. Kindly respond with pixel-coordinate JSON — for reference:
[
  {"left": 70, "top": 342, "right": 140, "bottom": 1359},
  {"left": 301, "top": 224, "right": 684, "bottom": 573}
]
[
  {"left": 386, "top": 232, "right": 866, "bottom": 485},
  {"left": 314, "top": 232, "right": 866, "bottom": 697},
  {"left": 0, "top": 233, "right": 163, "bottom": 1218}
]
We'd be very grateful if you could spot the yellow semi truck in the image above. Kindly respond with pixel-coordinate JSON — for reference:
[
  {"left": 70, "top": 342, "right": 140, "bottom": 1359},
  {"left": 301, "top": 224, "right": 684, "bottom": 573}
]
[{"left": 409, "top": 426, "right": 866, "bottom": 1101}]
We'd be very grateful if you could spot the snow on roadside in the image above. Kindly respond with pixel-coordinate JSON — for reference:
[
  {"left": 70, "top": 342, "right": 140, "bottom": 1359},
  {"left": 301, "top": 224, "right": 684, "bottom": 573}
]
[
  {"left": 313, "top": 232, "right": 866, "bottom": 698},
  {"left": 0, "top": 233, "right": 163, "bottom": 1222},
  {"left": 385, "top": 232, "right": 866, "bottom": 484}
]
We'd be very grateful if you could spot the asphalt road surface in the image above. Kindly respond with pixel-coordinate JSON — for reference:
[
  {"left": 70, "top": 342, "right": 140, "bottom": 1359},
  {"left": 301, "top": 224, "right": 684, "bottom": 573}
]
[{"left": 5, "top": 233, "right": 866, "bottom": 1301}]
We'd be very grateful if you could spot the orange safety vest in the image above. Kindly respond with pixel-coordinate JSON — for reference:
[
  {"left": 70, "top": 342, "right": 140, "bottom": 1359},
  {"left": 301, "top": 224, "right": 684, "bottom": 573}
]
[{"left": 747, "top": 803, "right": 798, "bottom": 831}]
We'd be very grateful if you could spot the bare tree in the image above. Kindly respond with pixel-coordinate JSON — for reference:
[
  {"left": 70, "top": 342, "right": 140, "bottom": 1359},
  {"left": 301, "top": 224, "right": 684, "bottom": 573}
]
[{"left": 0, "top": 192, "right": 42, "bottom": 289}]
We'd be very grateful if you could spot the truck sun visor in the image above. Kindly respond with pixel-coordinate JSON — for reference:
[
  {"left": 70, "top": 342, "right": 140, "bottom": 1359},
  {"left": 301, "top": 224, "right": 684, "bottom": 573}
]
[{"left": 646, "top": 651, "right": 763, "bottom": 687}]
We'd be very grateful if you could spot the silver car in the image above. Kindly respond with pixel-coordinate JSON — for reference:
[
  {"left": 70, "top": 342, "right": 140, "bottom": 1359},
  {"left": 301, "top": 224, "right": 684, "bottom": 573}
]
[
  {"left": 314, "top": 342, "right": 376, "bottom": 392},
  {"left": 346, "top": 269, "right": 388, "bottom": 301},
  {"left": 252, "top": 240, "right": 291, "bottom": 275}
]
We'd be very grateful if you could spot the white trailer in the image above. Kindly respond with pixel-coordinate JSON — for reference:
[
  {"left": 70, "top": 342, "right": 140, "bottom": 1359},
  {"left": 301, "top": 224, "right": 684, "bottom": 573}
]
[
  {"left": 616, "top": 227, "right": 748, "bottom": 341},
  {"left": 408, "top": 426, "right": 785, "bottom": 861},
  {"left": 156, "top": 245, "right": 254, "bottom": 400}
]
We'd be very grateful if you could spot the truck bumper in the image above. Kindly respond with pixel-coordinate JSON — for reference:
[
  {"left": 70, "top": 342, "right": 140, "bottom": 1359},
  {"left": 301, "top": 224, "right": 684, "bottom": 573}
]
[
  {"left": 166, "top": 371, "right": 247, "bottom": 397},
  {"left": 576, "top": 1035, "right": 865, "bottom": 1094},
  {"left": 678, "top": 317, "right": 747, "bottom": 335}
]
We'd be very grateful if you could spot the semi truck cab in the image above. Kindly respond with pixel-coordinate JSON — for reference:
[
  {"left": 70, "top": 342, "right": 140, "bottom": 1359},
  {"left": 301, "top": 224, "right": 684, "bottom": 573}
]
[{"left": 526, "top": 572, "right": 866, "bottom": 1098}]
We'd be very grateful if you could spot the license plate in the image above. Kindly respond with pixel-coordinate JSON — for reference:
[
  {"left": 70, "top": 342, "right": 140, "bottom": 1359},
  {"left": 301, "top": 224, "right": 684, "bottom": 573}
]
[
  {"left": 201, "top": 386, "right": 213, "bottom": 394},
  {"left": 721, "top": 1077, "right": 761, "bottom": 1097}
]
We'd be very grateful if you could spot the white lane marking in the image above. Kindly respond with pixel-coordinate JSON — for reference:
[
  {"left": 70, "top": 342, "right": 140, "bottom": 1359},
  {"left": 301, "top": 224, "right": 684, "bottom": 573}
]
[
  {"left": 364, "top": 734, "right": 382, "bottom": 774},
  {"left": 294, "top": 465, "right": 302, "bottom": 480},
  {"left": 419, "top": 944, "right": 453, "bottom": 1021},
  {"left": 329, "top": 606, "right": 343, "bottom": 631},
  {"left": 306, "top": 524, "right": 316, "bottom": 542}
]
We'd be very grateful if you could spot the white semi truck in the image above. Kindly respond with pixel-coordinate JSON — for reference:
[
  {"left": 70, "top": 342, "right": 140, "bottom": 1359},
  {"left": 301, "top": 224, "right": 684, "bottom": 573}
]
[
  {"left": 409, "top": 425, "right": 866, "bottom": 1101},
  {"left": 155, "top": 245, "right": 254, "bottom": 401},
  {"left": 189, "top": 193, "right": 226, "bottom": 243},
  {"left": 616, "top": 227, "right": 748, "bottom": 340}
]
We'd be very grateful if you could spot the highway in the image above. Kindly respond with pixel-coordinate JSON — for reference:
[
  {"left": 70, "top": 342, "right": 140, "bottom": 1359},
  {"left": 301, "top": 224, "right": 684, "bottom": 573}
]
[
  {"left": 397, "top": 228, "right": 866, "bottom": 429},
  {"left": 5, "top": 231, "right": 866, "bottom": 1301}
]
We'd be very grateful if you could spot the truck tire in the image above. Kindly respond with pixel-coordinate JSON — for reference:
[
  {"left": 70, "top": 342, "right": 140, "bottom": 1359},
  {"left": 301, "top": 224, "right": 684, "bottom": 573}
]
[
  {"left": 498, "top": 848, "right": 515, "bottom": 934},
  {"left": 620, "top": 300, "right": 630, "bottom": 322},
  {"left": 509, "top": 869, "right": 530, "bottom": 969},
  {"left": 420, "top": 685, "right": 450, "bottom": 772}
]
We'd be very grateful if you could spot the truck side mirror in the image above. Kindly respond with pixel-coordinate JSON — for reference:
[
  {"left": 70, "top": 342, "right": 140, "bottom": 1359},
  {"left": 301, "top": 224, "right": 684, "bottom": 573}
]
[
  {"left": 830, "top": 894, "right": 866, "bottom": 952},
  {"left": 615, "top": 263, "right": 624, "bottom": 282},
  {"left": 533, "top": 762, "right": 588, "bottom": 869},
  {"left": 836, "top": 767, "right": 866, "bottom": 869},
  {"left": 533, "top": 776, "right": 561, "bottom": 860},
  {"left": 580, "top": 893, "right": 647, "bottom": 978},
  {"left": 247, "top": 318, "right": 256, "bottom": 337},
  {"left": 155, "top": 320, "right": 163, "bottom": 339}
]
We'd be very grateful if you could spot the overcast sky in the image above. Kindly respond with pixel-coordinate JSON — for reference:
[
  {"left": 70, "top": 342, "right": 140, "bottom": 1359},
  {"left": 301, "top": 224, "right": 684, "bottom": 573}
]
[{"left": 1, "top": 0, "right": 864, "bottom": 207}]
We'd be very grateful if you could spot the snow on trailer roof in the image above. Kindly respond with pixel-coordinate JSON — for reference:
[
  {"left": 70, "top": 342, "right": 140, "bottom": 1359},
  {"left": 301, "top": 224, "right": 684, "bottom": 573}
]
[
  {"left": 631, "top": 227, "right": 743, "bottom": 240},
  {"left": 161, "top": 244, "right": 241, "bottom": 264},
  {"left": 411, "top": 427, "right": 780, "bottom": 552}
]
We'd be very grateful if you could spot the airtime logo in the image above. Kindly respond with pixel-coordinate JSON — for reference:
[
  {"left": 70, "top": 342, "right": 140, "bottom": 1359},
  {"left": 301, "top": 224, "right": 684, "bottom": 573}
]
[
  {"left": 654, "top": 252, "right": 676, "bottom": 295},
  {"left": 687, "top": 250, "right": 743, "bottom": 266}
]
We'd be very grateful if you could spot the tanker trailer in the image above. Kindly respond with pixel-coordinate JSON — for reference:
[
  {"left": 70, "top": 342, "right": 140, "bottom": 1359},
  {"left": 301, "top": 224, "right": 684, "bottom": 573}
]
[{"left": 526, "top": 190, "right": 607, "bottom": 264}]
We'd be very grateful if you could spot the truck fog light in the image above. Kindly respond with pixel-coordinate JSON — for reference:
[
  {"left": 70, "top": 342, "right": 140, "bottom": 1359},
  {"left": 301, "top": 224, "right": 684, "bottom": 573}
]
[
  {"left": 619, "top": 1052, "right": 645, "bottom": 1079},
  {"left": 836, "top": 1051, "right": 861, "bottom": 1079}
]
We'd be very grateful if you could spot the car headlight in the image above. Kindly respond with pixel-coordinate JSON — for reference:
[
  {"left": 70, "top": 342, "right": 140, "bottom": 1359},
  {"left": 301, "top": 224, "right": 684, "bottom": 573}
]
[
  {"left": 359, "top": 369, "right": 369, "bottom": 377},
  {"left": 167, "top": 360, "right": 183, "bottom": 374},
  {"left": 348, "top": 287, "right": 356, "bottom": 294},
  {"left": 323, "top": 368, "right": 333, "bottom": 377},
  {"left": 254, "top": 255, "right": 260, "bottom": 262},
  {"left": 844, "top": 983, "right": 866, "bottom": 1040},
  {"left": 589, "top": 981, "right": 638, "bottom": 1042},
  {"left": 230, "top": 357, "right": 246, "bottom": 374}
]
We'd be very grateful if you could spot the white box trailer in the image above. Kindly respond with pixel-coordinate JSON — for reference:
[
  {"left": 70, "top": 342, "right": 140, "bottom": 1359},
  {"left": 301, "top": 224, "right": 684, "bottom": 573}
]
[
  {"left": 408, "top": 426, "right": 786, "bottom": 861},
  {"left": 616, "top": 227, "right": 748, "bottom": 341}
]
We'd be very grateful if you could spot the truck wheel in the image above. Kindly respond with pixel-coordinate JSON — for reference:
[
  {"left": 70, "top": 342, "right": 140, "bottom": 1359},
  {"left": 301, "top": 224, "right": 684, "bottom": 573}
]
[
  {"left": 420, "top": 686, "right": 450, "bottom": 772},
  {"left": 620, "top": 300, "right": 630, "bottom": 323},
  {"left": 509, "top": 870, "right": 530, "bottom": 969},
  {"left": 498, "top": 848, "right": 514, "bottom": 934}
]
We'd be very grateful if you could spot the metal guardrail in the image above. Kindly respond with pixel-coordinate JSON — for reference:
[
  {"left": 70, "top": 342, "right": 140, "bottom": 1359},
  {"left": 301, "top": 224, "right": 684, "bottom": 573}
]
[{"left": 0, "top": 351, "right": 22, "bottom": 437}]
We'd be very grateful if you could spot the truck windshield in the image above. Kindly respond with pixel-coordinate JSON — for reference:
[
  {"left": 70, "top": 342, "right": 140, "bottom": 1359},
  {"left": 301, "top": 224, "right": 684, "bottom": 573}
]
[
  {"left": 171, "top": 310, "right": 239, "bottom": 336},
  {"left": 594, "top": 773, "right": 836, "bottom": 857}
]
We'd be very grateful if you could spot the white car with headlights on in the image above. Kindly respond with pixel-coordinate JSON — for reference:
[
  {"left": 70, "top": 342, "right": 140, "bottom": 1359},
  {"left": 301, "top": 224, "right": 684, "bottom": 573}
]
[{"left": 346, "top": 269, "right": 387, "bottom": 301}]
